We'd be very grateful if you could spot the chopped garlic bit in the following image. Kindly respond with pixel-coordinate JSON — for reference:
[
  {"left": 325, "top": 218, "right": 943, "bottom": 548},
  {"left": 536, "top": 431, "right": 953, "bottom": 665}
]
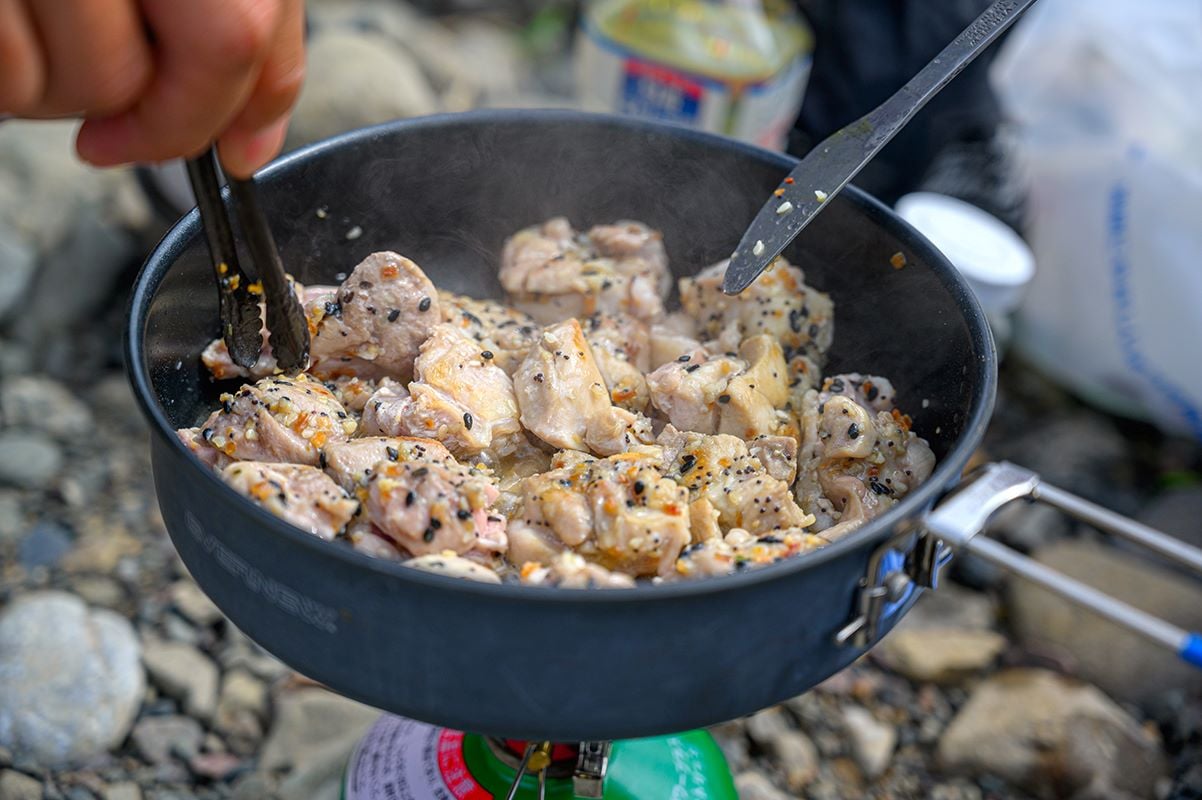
[
  {"left": 776, "top": 201, "right": 794, "bottom": 215},
  {"left": 346, "top": 225, "right": 363, "bottom": 240},
  {"left": 315, "top": 207, "right": 328, "bottom": 219},
  {"left": 814, "top": 190, "right": 829, "bottom": 202},
  {"left": 752, "top": 239, "right": 765, "bottom": 256}
]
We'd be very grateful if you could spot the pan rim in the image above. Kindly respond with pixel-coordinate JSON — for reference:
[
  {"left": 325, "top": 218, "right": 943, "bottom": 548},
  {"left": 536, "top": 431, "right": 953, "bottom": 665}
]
[{"left": 126, "top": 108, "right": 997, "bottom": 606}]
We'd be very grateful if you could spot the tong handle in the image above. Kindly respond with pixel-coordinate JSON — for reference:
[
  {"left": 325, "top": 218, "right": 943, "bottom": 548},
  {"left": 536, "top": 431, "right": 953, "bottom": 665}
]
[{"left": 927, "top": 462, "right": 1202, "bottom": 668}]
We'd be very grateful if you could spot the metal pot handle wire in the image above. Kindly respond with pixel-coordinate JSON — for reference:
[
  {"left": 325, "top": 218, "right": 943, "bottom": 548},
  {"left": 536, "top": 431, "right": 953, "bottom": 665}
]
[{"left": 836, "top": 462, "right": 1202, "bottom": 668}]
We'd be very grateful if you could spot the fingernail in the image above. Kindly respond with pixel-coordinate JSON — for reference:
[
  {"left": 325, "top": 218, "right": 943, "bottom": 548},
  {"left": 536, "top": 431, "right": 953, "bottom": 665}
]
[{"left": 225, "top": 116, "right": 290, "bottom": 178}]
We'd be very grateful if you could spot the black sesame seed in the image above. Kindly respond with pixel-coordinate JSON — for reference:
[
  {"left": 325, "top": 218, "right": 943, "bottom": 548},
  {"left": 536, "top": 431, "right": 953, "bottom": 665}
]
[
  {"left": 685, "top": 364, "right": 701, "bottom": 373},
  {"left": 457, "top": 509, "right": 471, "bottom": 520},
  {"left": 387, "top": 308, "right": 400, "bottom": 322},
  {"left": 481, "top": 350, "right": 494, "bottom": 360},
  {"left": 386, "top": 446, "right": 400, "bottom": 461},
  {"left": 677, "top": 354, "right": 691, "bottom": 362},
  {"left": 633, "top": 481, "right": 645, "bottom": 494},
  {"left": 848, "top": 423, "right": 860, "bottom": 439},
  {"left": 404, "top": 490, "right": 416, "bottom": 506},
  {"left": 418, "top": 296, "right": 431, "bottom": 312},
  {"left": 412, "top": 467, "right": 429, "bottom": 478},
  {"left": 423, "top": 527, "right": 436, "bottom": 543},
  {"left": 866, "top": 384, "right": 879, "bottom": 401},
  {"left": 717, "top": 394, "right": 731, "bottom": 404},
  {"left": 463, "top": 412, "right": 473, "bottom": 430}
]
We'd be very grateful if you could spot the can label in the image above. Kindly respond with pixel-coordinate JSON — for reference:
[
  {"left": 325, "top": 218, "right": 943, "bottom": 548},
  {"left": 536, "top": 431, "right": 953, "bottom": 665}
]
[
  {"left": 344, "top": 716, "right": 488, "bottom": 800},
  {"left": 576, "top": 23, "right": 811, "bottom": 151}
]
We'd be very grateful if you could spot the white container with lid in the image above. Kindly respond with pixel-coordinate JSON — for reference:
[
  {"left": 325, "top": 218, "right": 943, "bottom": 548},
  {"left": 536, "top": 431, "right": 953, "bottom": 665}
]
[{"left": 895, "top": 191, "right": 1036, "bottom": 350}]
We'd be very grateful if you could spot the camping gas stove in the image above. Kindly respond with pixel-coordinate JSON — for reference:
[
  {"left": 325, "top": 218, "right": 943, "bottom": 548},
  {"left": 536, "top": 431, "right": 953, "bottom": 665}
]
[{"left": 341, "top": 715, "right": 737, "bottom": 799}]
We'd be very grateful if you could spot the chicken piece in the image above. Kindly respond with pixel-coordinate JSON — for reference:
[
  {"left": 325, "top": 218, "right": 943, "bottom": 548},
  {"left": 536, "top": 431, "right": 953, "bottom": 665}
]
[
  {"left": 657, "top": 426, "right": 815, "bottom": 537},
  {"left": 366, "top": 457, "right": 507, "bottom": 557},
  {"left": 221, "top": 462, "right": 358, "bottom": 540},
  {"left": 321, "top": 436, "right": 453, "bottom": 492},
  {"left": 405, "top": 552, "right": 503, "bottom": 584},
  {"left": 649, "top": 312, "right": 702, "bottom": 370},
  {"left": 748, "top": 435, "right": 798, "bottom": 484},
  {"left": 680, "top": 257, "right": 834, "bottom": 364},
  {"left": 793, "top": 376, "right": 935, "bottom": 540},
  {"left": 359, "top": 378, "right": 409, "bottom": 437},
  {"left": 344, "top": 519, "right": 406, "bottom": 561},
  {"left": 586, "top": 221, "right": 670, "bottom": 297},
  {"left": 513, "top": 319, "right": 654, "bottom": 456},
  {"left": 308, "top": 252, "right": 440, "bottom": 382},
  {"left": 176, "top": 427, "right": 232, "bottom": 470},
  {"left": 499, "top": 217, "right": 666, "bottom": 324},
  {"left": 198, "top": 375, "right": 355, "bottom": 466},
  {"left": 507, "top": 449, "right": 690, "bottom": 578},
  {"left": 520, "top": 552, "right": 637, "bottom": 589},
  {"left": 673, "top": 527, "right": 825, "bottom": 579},
  {"left": 201, "top": 282, "right": 335, "bottom": 381},
  {"left": 438, "top": 291, "right": 541, "bottom": 374},
  {"left": 583, "top": 312, "right": 651, "bottom": 412},
  {"left": 647, "top": 335, "right": 789, "bottom": 440},
  {"left": 323, "top": 376, "right": 380, "bottom": 413},
  {"left": 358, "top": 323, "right": 524, "bottom": 459}
]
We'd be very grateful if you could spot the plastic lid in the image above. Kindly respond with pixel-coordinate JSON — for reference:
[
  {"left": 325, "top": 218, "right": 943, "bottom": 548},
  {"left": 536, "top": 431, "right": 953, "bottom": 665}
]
[{"left": 896, "top": 192, "right": 1036, "bottom": 315}]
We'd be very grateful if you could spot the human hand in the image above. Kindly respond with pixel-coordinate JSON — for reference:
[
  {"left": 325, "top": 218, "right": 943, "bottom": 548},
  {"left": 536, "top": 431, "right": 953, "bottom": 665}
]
[{"left": 0, "top": 0, "right": 304, "bottom": 178}]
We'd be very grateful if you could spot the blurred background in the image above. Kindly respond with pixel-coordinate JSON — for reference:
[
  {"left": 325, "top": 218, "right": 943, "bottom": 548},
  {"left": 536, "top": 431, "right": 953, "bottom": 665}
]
[{"left": 0, "top": 0, "right": 1199, "bottom": 798}]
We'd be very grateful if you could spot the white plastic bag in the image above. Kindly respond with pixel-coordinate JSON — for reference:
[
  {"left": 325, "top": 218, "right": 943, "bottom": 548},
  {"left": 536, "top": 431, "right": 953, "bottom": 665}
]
[{"left": 992, "top": 0, "right": 1202, "bottom": 439}]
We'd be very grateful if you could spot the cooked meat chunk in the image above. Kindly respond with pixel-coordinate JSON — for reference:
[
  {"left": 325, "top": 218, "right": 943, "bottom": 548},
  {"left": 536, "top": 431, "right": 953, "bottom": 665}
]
[
  {"left": 359, "top": 378, "right": 409, "bottom": 438},
  {"left": 749, "top": 435, "right": 798, "bottom": 484},
  {"left": 322, "top": 436, "right": 453, "bottom": 492},
  {"left": 176, "top": 427, "right": 232, "bottom": 470},
  {"left": 201, "top": 282, "right": 335, "bottom": 381},
  {"left": 344, "top": 519, "right": 406, "bottom": 561},
  {"left": 221, "top": 462, "right": 357, "bottom": 540},
  {"left": 367, "top": 457, "right": 506, "bottom": 557},
  {"left": 647, "top": 335, "right": 789, "bottom": 440},
  {"left": 649, "top": 312, "right": 702, "bottom": 370},
  {"left": 198, "top": 375, "right": 355, "bottom": 465},
  {"left": 513, "top": 319, "right": 654, "bottom": 456},
  {"left": 499, "top": 217, "right": 667, "bottom": 324},
  {"left": 308, "top": 252, "right": 439, "bottom": 382},
  {"left": 323, "top": 375, "right": 379, "bottom": 413},
  {"left": 358, "top": 323, "right": 524, "bottom": 459},
  {"left": 405, "top": 552, "right": 502, "bottom": 584},
  {"left": 680, "top": 256, "right": 834, "bottom": 364},
  {"left": 507, "top": 449, "right": 689, "bottom": 578},
  {"left": 520, "top": 552, "right": 637, "bottom": 589},
  {"left": 793, "top": 377, "right": 935, "bottom": 540},
  {"left": 674, "top": 527, "right": 825, "bottom": 578},
  {"left": 437, "top": 291, "right": 541, "bottom": 374},
  {"left": 658, "top": 426, "right": 815, "bottom": 537},
  {"left": 582, "top": 312, "right": 651, "bottom": 412},
  {"left": 586, "top": 221, "right": 670, "bottom": 295}
]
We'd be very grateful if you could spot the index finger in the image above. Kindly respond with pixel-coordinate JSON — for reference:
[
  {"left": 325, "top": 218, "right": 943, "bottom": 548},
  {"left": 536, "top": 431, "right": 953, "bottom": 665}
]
[{"left": 76, "top": 0, "right": 284, "bottom": 166}]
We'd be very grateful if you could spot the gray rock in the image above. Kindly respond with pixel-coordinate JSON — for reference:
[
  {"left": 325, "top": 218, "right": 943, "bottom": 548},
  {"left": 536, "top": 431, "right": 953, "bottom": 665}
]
[
  {"left": 0, "top": 492, "right": 26, "bottom": 543},
  {"left": 69, "top": 576, "right": 125, "bottom": 610},
  {"left": 259, "top": 688, "right": 379, "bottom": 800},
  {"left": 707, "top": 721, "right": 750, "bottom": 773},
  {"left": 285, "top": 30, "right": 437, "bottom": 152},
  {"left": 733, "top": 771, "right": 790, "bottom": 800},
  {"left": 876, "top": 584, "right": 1005, "bottom": 683},
  {"left": 0, "top": 592, "right": 143, "bottom": 766},
  {"left": 937, "top": 669, "right": 1166, "bottom": 799},
  {"left": 101, "top": 784, "right": 141, "bottom": 800},
  {"left": 214, "top": 671, "right": 267, "bottom": 749},
  {"left": 0, "top": 376, "right": 93, "bottom": 440},
  {"left": 842, "top": 706, "right": 896, "bottom": 779},
  {"left": 17, "top": 522, "right": 73, "bottom": 569},
  {"left": 130, "top": 716, "right": 204, "bottom": 765},
  {"left": 168, "top": 582, "right": 222, "bottom": 628},
  {"left": 996, "top": 415, "right": 1131, "bottom": 507},
  {"left": 744, "top": 708, "right": 790, "bottom": 748},
  {"left": 13, "top": 214, "right": 137, "bottom": 348},
  {"left": 1008, "top": 539, "right": 1202, "bottom": 704},
  {"left": 0, "top": 228, "right": 36, "bottom": 326},
  {"left": 1139, "top": 486, "right": 1202, "bottom": 552},
  {"left": 986, "top": 501, "right": 1071, "bottom": 552},
  {"left": 0, "top": 430, "right": 62, "bottom": 489},
  {"left": 141, "top": 641, "right": 219, "bottom": 723},
  {"left": 0, "top": 769, "right": 42, "bottom": 800},
  {"left": 772, "top": 730, "right": 820, "bottom": 792},
  {"left": 0, "top": 341, "right": 32, "bottom": 378}
]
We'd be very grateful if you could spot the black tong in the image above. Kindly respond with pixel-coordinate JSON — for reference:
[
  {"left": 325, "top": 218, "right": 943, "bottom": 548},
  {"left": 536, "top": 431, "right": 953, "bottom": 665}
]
[{"left": 185, "top": 147, "right": 309, "bottom": 372}]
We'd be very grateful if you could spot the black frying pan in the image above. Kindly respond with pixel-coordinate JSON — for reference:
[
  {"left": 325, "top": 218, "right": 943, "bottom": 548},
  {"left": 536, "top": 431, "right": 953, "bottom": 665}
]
[{"left": 125, "top": 110, "right": 996, "bottom": 741}]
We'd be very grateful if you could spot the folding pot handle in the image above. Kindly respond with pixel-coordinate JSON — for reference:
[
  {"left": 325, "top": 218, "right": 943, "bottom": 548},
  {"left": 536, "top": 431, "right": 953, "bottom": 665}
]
[
  {"left": 925, "top": 462, "right": 1202, "bottom": 668},
  {"left": 836, "top": 462, "right": 1202, "bottom": 667}
]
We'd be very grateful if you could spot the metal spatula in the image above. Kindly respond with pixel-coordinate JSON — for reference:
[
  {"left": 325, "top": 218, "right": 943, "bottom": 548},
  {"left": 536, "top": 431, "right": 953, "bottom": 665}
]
[{"left": 722, "top": 0, "right": 1039, "bottom": 296}]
